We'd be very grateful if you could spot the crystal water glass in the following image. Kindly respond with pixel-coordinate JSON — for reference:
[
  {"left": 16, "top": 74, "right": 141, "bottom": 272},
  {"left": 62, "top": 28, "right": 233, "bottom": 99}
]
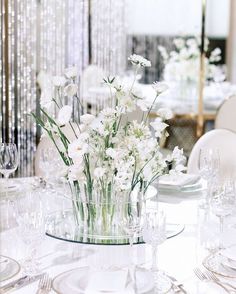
[
  {"left": 210, "top": 180, "right": 236, "bottom": 249},
  {"left": 15, "top": 192, "right": 45, "bottom": 274},
  {"left": 198, "top": 148, "right": 220, "bottom": 207},
  {"left": 0, "top": 143, "right": 19, "bottom": 193},
  {"left": 142, "top": 209, "right": 171, "bottom": 293}
]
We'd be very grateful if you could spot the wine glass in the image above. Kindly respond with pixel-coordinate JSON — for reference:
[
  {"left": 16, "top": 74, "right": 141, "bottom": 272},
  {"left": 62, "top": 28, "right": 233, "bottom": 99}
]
[
  {"left": 121, "top": 201, "right": 143, "bottom": 292},
  {"left": 210, "top": 180, "right": 236, "bottom": 249},
  {"left": 0, "top": 143, "right": 18, "bottom": 191},
  {"left": 198, "top": 148, "right": 220, "bottom": 207},
  {"left": 142, "top": 208, "right": 172, "bottom": 293},
  {"left": 15, "top": 192, "right": 45, "bottom": 274}
]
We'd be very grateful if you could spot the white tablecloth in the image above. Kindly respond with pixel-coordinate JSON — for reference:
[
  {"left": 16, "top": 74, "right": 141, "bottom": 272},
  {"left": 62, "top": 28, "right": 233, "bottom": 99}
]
[{"left": 1, "top": 177, "right": 236, "bottom": 293}]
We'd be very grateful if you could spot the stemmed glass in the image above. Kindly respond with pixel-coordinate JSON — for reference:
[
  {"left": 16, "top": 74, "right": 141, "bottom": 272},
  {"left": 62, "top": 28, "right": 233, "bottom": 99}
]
[
  {"left": 0, "top": 143, "right": 19, "bottom": 229},
  {"left": 142, "top": 208, "right": 171, "bottom": 293},
  {"left": 210, "top": 180, "right": 236, "bottom": 249},
  {"left": 0, "top": 143, "right": 19, "bottom": 191},
  {"left": 198, "top": 148, "right": 220, "bottom": 208},
  {"left": 121, "top": 201, "right": 143, "bottom": 293},
  {"left": 15, "top": 192, "right": 45, "bottom": 274}
]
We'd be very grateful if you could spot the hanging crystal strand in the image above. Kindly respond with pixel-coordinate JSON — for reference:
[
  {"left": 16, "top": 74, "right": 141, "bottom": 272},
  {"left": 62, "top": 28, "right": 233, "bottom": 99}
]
[
  {"left": 1, "top": 1, "right": 6, "bottom": 142},
  {"left": 0, "top": 1, "right": 3, "bottom": 140}
]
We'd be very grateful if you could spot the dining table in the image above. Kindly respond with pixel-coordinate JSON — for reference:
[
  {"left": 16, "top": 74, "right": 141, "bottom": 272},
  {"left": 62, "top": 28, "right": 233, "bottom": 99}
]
[{"left": 0, "top": 176, "right": 236, "bottom": 294}]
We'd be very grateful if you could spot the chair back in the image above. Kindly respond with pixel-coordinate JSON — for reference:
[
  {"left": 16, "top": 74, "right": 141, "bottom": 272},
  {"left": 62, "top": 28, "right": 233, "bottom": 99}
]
[
  {"left": 215, "top": 95, "right": 236, "bottom": 132},
  {"left": 187, "top": 129, "right": 236, "bottom": 179}
]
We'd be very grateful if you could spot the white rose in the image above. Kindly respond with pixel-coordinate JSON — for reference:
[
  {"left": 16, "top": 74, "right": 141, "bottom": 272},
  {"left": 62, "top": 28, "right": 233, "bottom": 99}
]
[
  {"left": 52, "top": 76, "right": 66, "bottom": 87},
  {"left": 80, "top": 114, "right": 96, "bottom": 125},
  {"left": 64, "top": 67, "right": 77, "bottom": 79},
  {"left": 64, "top": 83, "right": 78, "bottom": 97},
  {"left": 57, "top": 105, "right": 72, "bottom": 125},
  {"left": 156, "top": 108, "right": 173, "bottom": 120}
]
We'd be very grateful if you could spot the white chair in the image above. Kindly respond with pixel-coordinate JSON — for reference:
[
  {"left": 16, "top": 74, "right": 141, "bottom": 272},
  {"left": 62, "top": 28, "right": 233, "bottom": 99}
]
[
  {"left": 215, "top": 95, "right": 236, "bottom": 133},
  {"left": 187, "top": 129, "right": 236, "bottom": 179}
]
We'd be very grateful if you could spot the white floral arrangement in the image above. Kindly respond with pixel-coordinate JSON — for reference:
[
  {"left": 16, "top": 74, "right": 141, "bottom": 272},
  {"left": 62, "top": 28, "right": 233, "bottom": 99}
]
[
  {"left": 33, "top": 54, "right": 185, "bottom": 204},
  {"left": 158, "top": 37, "right": 224, "bottom": 83}
]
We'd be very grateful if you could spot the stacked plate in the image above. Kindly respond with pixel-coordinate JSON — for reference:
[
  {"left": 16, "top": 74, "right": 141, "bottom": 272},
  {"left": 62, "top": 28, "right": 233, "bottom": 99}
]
[
  {"left": 203, "top": 245, "right": 236, "bottom": 278},
  {"left": 158, "top": 174, "right": 204, "bottom": 194},
  {"left": 220, "top": 246, "right": 236, "bottom": 273}
]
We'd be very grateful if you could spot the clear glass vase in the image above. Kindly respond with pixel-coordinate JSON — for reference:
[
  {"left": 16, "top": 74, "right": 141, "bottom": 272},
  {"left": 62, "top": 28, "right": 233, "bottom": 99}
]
[{"left": 66, "top": 183, "right": 146, "bottom": 244}]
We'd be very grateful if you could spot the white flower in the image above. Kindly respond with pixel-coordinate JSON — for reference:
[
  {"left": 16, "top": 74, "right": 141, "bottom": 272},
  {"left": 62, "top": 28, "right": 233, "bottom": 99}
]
[
  {"left": 150, "top": 117, "right": 168, "bottom": 138},
  {"left": 209, "top": 48, "right": 221, "bottom": 63},
  {"left": 68, "top": 164, "right": 85, "bottom": 182},
  {"left": 156, "top": 108, "right": 173, "bottom": 120},
  {"left": 52, "top": 76, "right": 66, "bottom": 87},
  {"left": 64, "top": 83, "right": 78, "bottom": 97},
  {"left": 158, "top": 46, "right": 169, "bottom": 61},
  {"left": 64, "top": 66, "right": 77, "bottom": 79},
  {"left": 119, "top": 93, "right": 136, "bottom": 113},
  {"left": 106, "top": 148, "right": 116, "bottom": 158},
  {"left": 173, "top": 38, "right": 185, "bottom": 49},
  {"left": 128, "top": 54, "right": 151, "bottom": 67},
  {"left": 94, "top": 167, "right": 106, "bottom": 179},
  {"left": 68, "top": 137, "right": 89, "bottom": 163},
  {"left": 80, "top": 114, "right": 96, "bottom": 125},
  {"left": 57, "top": 105, "right": 72, "bottom": 125},
  {"left": 152, "top": 82, "right": 169, "bottom": 94},
  {"left": 40, "top": 89, "right": 53, "bottom": 109}
]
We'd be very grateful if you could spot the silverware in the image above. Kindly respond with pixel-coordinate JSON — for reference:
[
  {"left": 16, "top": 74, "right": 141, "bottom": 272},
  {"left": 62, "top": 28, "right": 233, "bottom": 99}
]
[
  {"left": 36, "top": 274, "right": 51, "bottom": 294},
  {"left": 204, "top": 270, "right": 236, "bottom": 291},
  {"left": 167, "top": 274, "right": 187, "bottom": 293},
  {"left": 0, "top": 273, "right": 44, "bottom": 293},
  {"left": 194, "top": 267, "right": 233, "bottom": 293}
]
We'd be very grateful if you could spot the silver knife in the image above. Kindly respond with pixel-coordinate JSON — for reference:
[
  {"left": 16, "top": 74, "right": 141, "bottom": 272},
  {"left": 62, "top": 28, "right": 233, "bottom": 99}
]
[
  {"left": 0, "top": 273, "right": 44, "bottom": 293},
  {"left": 167, "top": 275, "right": 187, "bottom": 293}
]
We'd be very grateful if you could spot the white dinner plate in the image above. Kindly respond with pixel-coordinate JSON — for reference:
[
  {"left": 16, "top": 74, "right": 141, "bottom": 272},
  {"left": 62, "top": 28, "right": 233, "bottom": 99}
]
[
  {"left": 52, "top": 266, "right": 160, "bottom": 294},
  {"left": 0, "top": 255, "right": 21, "bottom": 282},
  {"left": 220, "top": 245, "right": 236, "bottom": 262}
]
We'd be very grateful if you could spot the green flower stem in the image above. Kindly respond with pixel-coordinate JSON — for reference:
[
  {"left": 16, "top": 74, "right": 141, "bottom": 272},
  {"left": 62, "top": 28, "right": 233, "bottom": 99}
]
[{"left": 144, "top": 93, "right": 158, "bottom": 124}]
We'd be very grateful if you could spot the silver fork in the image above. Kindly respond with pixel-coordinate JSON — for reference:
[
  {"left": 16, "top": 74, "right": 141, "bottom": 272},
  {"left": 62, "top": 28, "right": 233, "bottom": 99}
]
[
  {"left": 194, "top": 267, "right": 234, "bottom": 293},
  {"left": 36, "top": 274, "right": 52, "bottom": 294},
  {"left": 205, "top": 270, "right": 236, "bottom": 291}
]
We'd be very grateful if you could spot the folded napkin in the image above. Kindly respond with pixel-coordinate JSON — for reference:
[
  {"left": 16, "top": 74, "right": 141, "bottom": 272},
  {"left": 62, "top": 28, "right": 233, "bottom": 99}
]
[
  {"left": 159, "top": 174, "right": 200, "bottom": 191},
  {"left": 85, "top": 269, "right": 129, "bottom": 294}
]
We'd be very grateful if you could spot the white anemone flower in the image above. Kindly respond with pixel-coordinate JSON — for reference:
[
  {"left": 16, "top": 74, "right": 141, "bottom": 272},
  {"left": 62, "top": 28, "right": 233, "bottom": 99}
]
[
  {"left": 52, "top": 76, "right": 66, "bottom": 87},
  {"left": 94, "top": 167, "right": 106, "bottom": 179},
  {"left": 80, "top": 114, "right": 96, "bottom": 125},
  {"left": 64, "top": 83, "right": 78, "bottom": 97},
  {"left": 156, "top": 108, "right": 173, "bottom": 120},
  {"left": 64, "top": 66, "right": 77, "bottom": 79},
  {"left": 68, "top": 164, "right": 85, "bottom": 182},
  {"left": 128, "top": 54, "right": 151, "bottom": 67},
  {"left": 57, "top": 105, "right": 72, "bottom": 125},
  {"left": 152, "top": 82, "right": 169, "bottom": 94},
  {"left": 150, "top": 117, "right": 168, "bottom": 138}
]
